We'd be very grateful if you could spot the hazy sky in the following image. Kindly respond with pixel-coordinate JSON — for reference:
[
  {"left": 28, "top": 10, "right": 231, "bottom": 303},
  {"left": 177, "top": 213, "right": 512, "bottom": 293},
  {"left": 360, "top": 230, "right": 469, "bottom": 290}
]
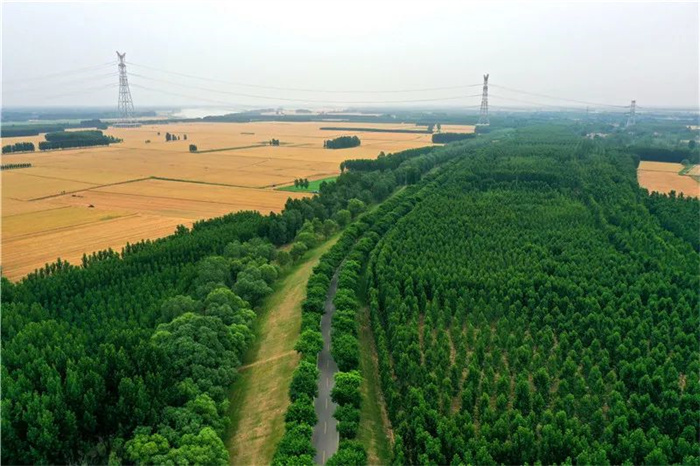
[{"left": 2, "top": 1, "right": 698, "bottom": 110}]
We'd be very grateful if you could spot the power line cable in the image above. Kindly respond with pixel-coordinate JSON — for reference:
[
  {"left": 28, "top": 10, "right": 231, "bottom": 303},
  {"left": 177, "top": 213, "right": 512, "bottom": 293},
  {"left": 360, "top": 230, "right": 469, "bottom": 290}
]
[
  {"left": 37, "top": 83, "right": 119, "bottom": 101},
  {"left": 4, "top": 72, "right": 119, "bottom": 93},
  {"left": 490, "top": 83, "right": 629, "bottom": 109},
  {"left": 130, "top": 77, "right": 483, "bottom": 104},
  {"left": 3, "top": 61, "right": 116, "bottom": 84},
  {"left": 127, "top": 61, "right": 482, "bottom": 94},
  {"left": 490, "top": 94, "right": 629, "bottom": 112}
]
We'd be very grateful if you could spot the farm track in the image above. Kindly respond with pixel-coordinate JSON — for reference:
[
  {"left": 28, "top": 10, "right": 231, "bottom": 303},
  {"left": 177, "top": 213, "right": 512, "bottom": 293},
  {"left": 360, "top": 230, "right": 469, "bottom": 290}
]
[{"left": 237, "top": 350, "right": 297, "bottom": 372}]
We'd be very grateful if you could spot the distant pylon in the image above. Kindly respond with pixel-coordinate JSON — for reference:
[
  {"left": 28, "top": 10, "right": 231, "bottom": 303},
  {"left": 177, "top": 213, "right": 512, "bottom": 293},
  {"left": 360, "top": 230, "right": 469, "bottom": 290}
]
[
  {"left": 477, "top": 74, "right": 489, "bottom": 126},
  {"left": 626, "top": 100, "right": 636, "bottom": 128},
  {"left": 116, "top": 51, "right": 138, "bottom": 127}
]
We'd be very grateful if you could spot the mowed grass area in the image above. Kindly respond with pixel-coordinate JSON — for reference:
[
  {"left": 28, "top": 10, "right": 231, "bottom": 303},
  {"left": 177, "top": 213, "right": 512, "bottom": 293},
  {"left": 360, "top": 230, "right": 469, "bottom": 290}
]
[
  {"left": 227, "top": 237, "right": 339, "bottom": 466},
  {"left": 637, "top": 161, "right": 699, "bottom": 198},
  {"left": 357, "top": 305, "right": 393, "bottom": 465},
  {"left": 2, "top": 121, "right": 471, "bottom": 280},
  {"left": 277, "top": 176, "right": 338, "bottom": 192}
]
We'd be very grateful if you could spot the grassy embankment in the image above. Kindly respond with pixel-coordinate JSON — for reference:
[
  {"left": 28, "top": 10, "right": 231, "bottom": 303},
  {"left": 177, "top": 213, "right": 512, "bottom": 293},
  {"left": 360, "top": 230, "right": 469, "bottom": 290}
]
[{"left": 227, "top": 236, "right": 339, "bottom": 465}]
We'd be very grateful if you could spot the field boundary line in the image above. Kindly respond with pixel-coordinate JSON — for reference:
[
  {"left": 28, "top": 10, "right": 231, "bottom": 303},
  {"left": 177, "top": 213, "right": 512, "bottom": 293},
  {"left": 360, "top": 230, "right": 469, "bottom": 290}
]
[
  {"left": 2, "top": 204, "right": 73, "bottom": 219},
  {"left": 195, "top": 144, "right": 267, "bottom": 153},
  {"left": 149, "top": 176, "right": 264, "bottom": 189},
  {"left": 3, "top": 213, "right": 139, "bottom": 241},
  {"left": 11, "top": 171, "right": 104, "bottom": 186},
  {"left": 27, "top": 177, "right": 152, "bottom": 201},
  {"left": 93, "top": 187, "right": 294, "bottom": 208}
]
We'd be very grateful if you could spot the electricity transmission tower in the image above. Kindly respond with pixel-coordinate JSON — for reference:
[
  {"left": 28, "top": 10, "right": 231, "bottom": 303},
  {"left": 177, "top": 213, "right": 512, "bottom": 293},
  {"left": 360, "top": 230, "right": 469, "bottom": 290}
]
[
  {"left": 116, "top": 51, "right": 139, "bottom": 127},
  {"left": 626, "top": 100, "right": 636, "bottom": 128},
  {"left": 477, "top": 74, "right": 489, "bottom": 126}
]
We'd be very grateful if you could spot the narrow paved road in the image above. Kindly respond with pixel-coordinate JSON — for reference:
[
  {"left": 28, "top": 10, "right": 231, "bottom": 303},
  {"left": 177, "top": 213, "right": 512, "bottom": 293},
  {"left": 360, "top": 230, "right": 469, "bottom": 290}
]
[{"left": 312, "top": 270, "right": 340, "bottom": 465}]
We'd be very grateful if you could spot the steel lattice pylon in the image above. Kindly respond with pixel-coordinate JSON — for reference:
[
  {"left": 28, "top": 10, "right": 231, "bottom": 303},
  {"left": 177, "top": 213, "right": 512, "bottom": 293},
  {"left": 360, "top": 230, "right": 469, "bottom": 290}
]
[
  {"left": 477, "top": 73, "right": 489, "bottom": 126},
  {"left": 116, "top": 51, "right": 139, "bottom": 127},
  {"left": 626, "top": 100, "right": 636, "bottom": 128}
]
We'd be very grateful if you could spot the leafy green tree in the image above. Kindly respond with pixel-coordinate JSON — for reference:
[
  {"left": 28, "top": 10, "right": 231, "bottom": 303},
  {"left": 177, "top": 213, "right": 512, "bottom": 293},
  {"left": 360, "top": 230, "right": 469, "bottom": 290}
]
[
  {"left": 290, "top": 360, "right": 319, "bottom": 400},
  {"left": 332, "top": 333, "right": 360, "bottom": 372},
  {"left": 334, "top": 209, "right": 352, "bottom": 227},
  {"left": 290, "top": 242, "right": 308, "bottom": 261},
  {"left": 327, "top": 440, "right": 367, "bottom": 466},
  {"left": 284, "top": 395, "right": 317, "bottom": 426},
  {"left": 295, "top": 330, "right": 323, "bottom": 357},
  {"left": 331, "top": 371, "right": 362, "bottom": 408},
  {"left": 347, "top": 199, "right": 366, "bottom": 218}
]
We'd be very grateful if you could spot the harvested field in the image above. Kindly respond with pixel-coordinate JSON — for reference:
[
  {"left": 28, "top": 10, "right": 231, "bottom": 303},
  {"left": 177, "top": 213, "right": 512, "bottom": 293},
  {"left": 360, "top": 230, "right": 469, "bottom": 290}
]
[
  {"left": 2, "top": 121, "right": 474, "bottom": 279},
  {"left": 686, "top": 165, "right": 700, "bottom": 177},
  {"left": 638, "top": 161, "right": 699, "bottom": 198},
  {"left": 2, "top": 214, "right": 183, "bottom": 280},
  {"left": 50, "top": 179, "right": 307, "bottom": 219}
]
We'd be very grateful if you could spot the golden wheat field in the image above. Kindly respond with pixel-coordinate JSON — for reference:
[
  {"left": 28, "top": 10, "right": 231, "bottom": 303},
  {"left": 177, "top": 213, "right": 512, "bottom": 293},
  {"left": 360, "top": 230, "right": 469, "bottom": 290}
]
[
  {"left": 1, "top": 121, "right": 474, "bottom": 279},
  {"left": 637, "top": 161, "right": 699, "bottom": 198}
]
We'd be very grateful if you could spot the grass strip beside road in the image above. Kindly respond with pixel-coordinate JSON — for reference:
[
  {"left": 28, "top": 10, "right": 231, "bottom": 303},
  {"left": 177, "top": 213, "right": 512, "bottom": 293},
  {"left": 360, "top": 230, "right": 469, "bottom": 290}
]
[
  {"left": 357, "top": 305, "right": 393, "bottom": 465},
  {"left": 227, "top": 236, "right": 339, "bottom": 465}
]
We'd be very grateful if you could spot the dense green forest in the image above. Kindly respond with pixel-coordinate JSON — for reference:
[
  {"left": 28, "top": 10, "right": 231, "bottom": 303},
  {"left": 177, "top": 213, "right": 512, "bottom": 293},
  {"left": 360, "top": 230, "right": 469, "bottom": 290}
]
[
  {"left": 432, "top": 132, "right": 476, "bottom": 143},
  {"left": 0, "top": 119, "right": 109, "bottom": 138},
  {"left": 3, "top": 119, "right": 698, "bottom": 465},
  {"left": 358, "top": 128, "right": 699, "bottom": 464},
  {"left": 1, "top": 135, "right": 458, "bottom": 464}
]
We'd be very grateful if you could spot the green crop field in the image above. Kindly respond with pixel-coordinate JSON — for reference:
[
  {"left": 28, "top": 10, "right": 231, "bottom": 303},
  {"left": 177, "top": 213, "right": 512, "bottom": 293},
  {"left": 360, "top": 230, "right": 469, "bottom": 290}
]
[{"left": 277, "top": 176, "right": 338, "bottom": 192}]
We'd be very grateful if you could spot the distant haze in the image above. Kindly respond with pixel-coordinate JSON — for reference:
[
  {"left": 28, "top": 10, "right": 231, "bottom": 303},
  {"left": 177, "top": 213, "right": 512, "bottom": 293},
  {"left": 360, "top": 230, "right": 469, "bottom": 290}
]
[{"left": 2, "top": 1, "right": 698, "bottom": 109}]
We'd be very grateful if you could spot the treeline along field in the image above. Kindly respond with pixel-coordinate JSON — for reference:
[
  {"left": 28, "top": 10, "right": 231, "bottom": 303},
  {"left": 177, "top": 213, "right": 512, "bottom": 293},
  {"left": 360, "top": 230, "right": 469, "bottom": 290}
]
[
  {"left": 357, "top": 128, "right": 699, "bottom": 464},
  {"left": 38, "top": 130, "right": 121, "bottom": 150}
]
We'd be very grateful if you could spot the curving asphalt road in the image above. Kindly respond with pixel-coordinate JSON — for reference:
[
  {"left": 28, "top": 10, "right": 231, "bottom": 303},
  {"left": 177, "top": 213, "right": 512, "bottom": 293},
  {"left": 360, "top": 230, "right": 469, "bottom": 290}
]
[{"left": 312, "top": 270, "right": 340, "bottom": 465}]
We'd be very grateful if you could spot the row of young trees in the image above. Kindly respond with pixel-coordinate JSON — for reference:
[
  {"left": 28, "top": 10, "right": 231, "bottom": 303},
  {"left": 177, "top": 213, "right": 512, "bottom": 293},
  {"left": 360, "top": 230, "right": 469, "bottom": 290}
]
[
  {"left": 360, "top": 128, "right": 699, "bottom": 465},
  {"left": 1, "top": 162, "right": 32, "bottom": 170},
  {"left": 325, "top": 135, "right": 361, "bottom": 149},
  {"left": 2, "top": 132, "right": 478, "bottom": 464},
  {"left": 165, "top": 132, "right": 187, "bottom": 142},
  {"left": 294, "top": 178, "right": 310, "bottom": 189},
  {"left": 2, "top": 142, "right": 35, "bottom": 153}
]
